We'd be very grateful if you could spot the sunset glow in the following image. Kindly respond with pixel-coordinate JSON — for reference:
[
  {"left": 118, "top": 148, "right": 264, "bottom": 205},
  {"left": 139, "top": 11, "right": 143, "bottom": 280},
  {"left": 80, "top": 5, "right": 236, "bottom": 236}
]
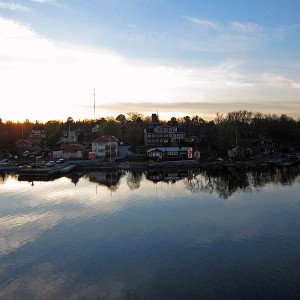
[{"left": 1, "top": 1, "right": 300, "bottom": 122}]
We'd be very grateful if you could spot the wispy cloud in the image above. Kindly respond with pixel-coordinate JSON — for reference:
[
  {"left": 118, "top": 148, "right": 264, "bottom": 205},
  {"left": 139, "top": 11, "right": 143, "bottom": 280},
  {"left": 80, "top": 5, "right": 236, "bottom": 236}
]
[
  {"left": 229, "top": 21, "right": 261, "bottom": 33},
  {"left": 30, "top": 0, "right": 63, "bottom": 7},
  {"left": 184, "top": 16, "right": 221, "bottom": 30},
  {"left": 262, "top": 73, "right": 300, "bottom": 90},
  {"left": 93, "top": 100, "right": 300, "bottom": 121},
  {"left": 183, "top": 17, "right": 264, "bottom": 54},
  {"left": 0, "top": 2, "right": 30, "bottom": 11}
]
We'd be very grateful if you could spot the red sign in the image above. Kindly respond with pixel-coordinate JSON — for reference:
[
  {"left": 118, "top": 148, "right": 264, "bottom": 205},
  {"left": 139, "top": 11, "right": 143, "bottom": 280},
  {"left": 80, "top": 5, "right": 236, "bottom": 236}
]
[
  {"left": 88, "top": 152, "right": 96, "bottom": 159},
  {"left": 187, "top": 147, "right": 193, "bottom": 159}
]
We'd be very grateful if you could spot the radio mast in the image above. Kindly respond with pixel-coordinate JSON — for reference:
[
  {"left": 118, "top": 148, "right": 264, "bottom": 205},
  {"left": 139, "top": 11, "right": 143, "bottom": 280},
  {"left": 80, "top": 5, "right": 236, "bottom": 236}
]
[{"left": 93, "top": 88, "right": 96, "bottom": 119}]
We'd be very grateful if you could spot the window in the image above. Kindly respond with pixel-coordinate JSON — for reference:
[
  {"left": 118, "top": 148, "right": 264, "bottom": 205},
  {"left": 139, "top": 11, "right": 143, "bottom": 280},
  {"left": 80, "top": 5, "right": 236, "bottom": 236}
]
[{"left": 167, "top": 151, "right": 178, "bottom": 156}]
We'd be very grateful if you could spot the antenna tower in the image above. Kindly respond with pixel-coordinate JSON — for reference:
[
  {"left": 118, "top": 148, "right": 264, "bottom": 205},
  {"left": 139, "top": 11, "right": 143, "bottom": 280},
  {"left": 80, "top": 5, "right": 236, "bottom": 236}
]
[{"left": 93, "top": 88, "right": 96, "bottom": 119}]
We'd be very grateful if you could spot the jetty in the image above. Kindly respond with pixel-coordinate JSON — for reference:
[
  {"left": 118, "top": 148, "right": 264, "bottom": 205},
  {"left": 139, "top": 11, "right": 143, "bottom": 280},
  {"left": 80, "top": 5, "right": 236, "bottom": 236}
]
[{"left": 18, "top": 164, "right": 76, "bottom": 181}]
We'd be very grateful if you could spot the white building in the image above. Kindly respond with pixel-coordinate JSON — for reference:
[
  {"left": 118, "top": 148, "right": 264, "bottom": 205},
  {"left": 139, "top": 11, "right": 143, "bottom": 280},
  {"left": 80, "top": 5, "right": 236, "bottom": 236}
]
[
  {"left": 58, "top": 130, "right": 78, "bottom": 144},
  {"left": 92, "top": 135, "right": 119, "bottom": 158}
]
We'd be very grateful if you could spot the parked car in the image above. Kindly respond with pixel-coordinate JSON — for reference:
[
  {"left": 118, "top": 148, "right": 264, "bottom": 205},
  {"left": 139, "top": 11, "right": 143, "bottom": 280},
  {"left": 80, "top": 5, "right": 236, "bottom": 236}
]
[
  {"left": 22, "top": 151, "right": 30, "bottom": 157},
  {"left": 46, "top": 161, "right": 55, "bottom": 167},
  {"left": 56, "top": 158, "right": 65, "bottom": 164}
]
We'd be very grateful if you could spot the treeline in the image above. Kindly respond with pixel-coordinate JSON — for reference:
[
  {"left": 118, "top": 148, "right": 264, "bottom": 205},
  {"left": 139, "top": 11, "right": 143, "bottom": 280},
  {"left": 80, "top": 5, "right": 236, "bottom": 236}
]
[{"left": 0, "top": 110, "right": 300, "bottom": 155}]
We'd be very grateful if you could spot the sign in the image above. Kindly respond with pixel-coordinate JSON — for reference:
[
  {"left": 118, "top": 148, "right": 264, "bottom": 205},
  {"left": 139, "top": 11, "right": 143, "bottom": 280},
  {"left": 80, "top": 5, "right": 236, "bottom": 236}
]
[
  {"left": 187, "top": 147, "right": 193, "bottom": 159},
  {"left": 88, "top": 152, "right": 96, "bottom": 159}
]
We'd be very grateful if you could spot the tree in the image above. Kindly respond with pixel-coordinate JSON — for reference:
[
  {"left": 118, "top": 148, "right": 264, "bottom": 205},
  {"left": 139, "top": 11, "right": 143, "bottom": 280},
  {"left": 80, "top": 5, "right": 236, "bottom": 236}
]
[
  {"left": 214, "top": 112, "right": 224, "bottom": 126},
  {"left": 215, "top": 121, "right": 238, "bottom": 150},
  {"left": 124, "top": 122, "right": 144, "bottom": 146},
  {"left": 169, "top": 117, "right": 178, "bottom": 126},
  {"left": 44, "top": 120, "right": 63, "bottom": 146},
  {"left": 66, "top": 116, "right": 74, "bottom": 124},
  {"left": 97, "top": 120, "right": 121, "bottom": 138},
  {"left": 116, "top": 114, "right": 126, "bottom": 125},
  {"left": 127, "top": 112, "right": 144, "bottom": 123}
]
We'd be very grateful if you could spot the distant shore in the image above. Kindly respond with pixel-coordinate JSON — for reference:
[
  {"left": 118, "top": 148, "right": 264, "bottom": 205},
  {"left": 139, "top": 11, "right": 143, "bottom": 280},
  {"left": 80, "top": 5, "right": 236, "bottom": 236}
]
[{"left": 71, "top": 156, "right": 300, "bottom": 172}]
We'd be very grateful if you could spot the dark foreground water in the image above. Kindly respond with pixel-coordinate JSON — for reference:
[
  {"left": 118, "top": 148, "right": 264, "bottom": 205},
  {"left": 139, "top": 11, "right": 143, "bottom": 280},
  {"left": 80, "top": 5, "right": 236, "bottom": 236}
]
[{"left": 1, "top": 166, "right": 300, "bottom": 300}]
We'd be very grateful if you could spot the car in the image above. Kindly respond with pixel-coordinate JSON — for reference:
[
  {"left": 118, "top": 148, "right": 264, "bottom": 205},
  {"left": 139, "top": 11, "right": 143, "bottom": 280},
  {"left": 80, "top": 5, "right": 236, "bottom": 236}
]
[
  {"left": 22, "top": 151, "right": 30, "bottom": 157},
  {"left": 46, "top": 161, "right": 55, "bottom": 167},
  {"left": 56, "top": 158, "right": 65, "bottom": 164}
]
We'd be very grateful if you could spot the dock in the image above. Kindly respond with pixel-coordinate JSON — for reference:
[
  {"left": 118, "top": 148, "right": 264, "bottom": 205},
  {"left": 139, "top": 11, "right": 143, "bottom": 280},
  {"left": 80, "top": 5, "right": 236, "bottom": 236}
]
[{"left": 18, "top": 164, "right": 76, "bottom": 181}]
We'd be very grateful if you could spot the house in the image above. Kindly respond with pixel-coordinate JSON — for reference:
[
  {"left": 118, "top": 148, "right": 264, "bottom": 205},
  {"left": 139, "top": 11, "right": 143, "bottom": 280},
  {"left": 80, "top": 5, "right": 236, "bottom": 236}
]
[
  {"left": 92, "top": 124, "right": 100, "bottom": 133},
  {"left": 92, "top": 135, "right": 119, "bottom": 158},
  {"left": 194, "top": 150, "right": 201, "bottom": 160},
  {"left": 249, "top": 138, "right": 277, "bottom": 156},
  {"left": 16, "top": 138, "right": 44, "bottom": 149},
  {"left": 58, "top": 130, "right": 78, "bottom": 144},
  {"left": 60, "top": 143, "right": 86, "bottom": 159},
  {"left": 228, "top": 145, "right": 253, "bottom": 159},
  {"left": 147, "top": 147, "right": 193, "bottom": 160},
  {"left": 144, "top": 125, "right": 185, "bottom": 145},
  {"left": 30, "top": 126, "right": 46, "bottom": 139}
]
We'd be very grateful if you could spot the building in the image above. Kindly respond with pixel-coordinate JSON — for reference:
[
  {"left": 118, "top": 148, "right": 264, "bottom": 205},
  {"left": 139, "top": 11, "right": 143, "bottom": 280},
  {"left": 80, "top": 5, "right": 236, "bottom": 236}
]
[
  {"left": 147, "top": 147, "right": 193, "bottom": 160},
  {"left": 30, "top": 126, "right": 46, "bottom": 139},
  {"left": 16, "top": 126, "right": 46, "bottom": 151},
  {"left": 60, "top": 143, "right": 86, "bottom": 159},
  {"left": 16, "top": 138, "right": 44, "bottom": 149},
  {"left": 58, "top": 130, "right": 78, "bottom": 144},
  {"left": 144, "top": 113, "right": 185, "bottom": 146},
  {"left": 249, "top": 138, "right": 277, "bottom": 156},
  {"left": 92, "top": 135, "right": 119, "bottom": 158},
  {"left": 144, "top": 125, "right": 185, "bottom": 145}
]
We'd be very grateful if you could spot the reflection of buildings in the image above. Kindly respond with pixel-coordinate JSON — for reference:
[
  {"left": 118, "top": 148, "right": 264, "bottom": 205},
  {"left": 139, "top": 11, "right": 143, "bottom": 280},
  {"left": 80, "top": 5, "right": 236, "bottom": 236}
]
[
  {"left": 145, "top": 169, "right": 191, "bottom": 183},
  {"left": 88, "top": 171, "right": 121, "bottom": 188}
]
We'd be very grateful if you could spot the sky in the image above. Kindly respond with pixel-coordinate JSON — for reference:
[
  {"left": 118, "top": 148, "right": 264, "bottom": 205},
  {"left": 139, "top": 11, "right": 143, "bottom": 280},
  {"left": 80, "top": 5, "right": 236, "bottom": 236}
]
[{"left": 0, "top": 0, "right": 300, "bottom": 123}]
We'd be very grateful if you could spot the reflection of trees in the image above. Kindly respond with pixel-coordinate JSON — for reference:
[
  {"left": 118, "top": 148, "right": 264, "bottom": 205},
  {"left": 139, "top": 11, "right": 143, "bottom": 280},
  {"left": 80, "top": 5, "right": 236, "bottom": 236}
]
[
  {"left": 183, "top": 166, "right": 300, "bottom": 199},
  {"left": 184, "top": 169, "right": 252, "bottom": 199},
  {"left": 66, "top": 172, "right": 84, "bottom": 186},
  {"left": 0, "top": 172, "right": 9, "bottom": 184},
  {"left": 0, "top": 173, "right": 18, "bottom": 184},
  {"left": 126, "top": 171, "right": 143, "bottom": 190}
]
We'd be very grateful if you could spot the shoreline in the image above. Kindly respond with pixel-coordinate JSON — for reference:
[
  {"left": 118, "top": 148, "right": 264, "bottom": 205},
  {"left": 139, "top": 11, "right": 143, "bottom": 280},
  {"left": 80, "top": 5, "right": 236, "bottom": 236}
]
[{"left": 72, "top": 157, "right": 300, "bottom": 172}]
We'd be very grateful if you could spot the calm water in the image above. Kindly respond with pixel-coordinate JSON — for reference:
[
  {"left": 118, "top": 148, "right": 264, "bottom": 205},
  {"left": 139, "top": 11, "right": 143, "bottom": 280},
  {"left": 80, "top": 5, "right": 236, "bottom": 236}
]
[{"left": 1, "top": 166, "right": 300, "bottom": 300}]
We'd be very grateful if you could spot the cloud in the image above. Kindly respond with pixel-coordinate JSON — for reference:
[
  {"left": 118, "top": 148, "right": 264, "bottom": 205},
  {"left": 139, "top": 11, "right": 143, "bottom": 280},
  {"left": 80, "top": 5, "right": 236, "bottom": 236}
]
[
  {"left": 229, "top": 21, "right": 261, "bottom": 33},
  {"left": 184, "top": 16, "right": 221, "bottom": 30},
  {"left": 0, "top": 16, "right": 299, "bottom": 122},
  {"left": 31, "top": 0, "right": 56, "bottom": 4},
  {"left": 30, "top": 0, "right": 64, "bottom": 7},
  {"left": 95, "top": 100, "right": 300, "bottom": 121},
  {"left": 183, "top": 17, "right": 264, "bottom": 54},
  {"left": 0, "top": 2, "right": 30, "bottom": 11},
  {"left": 262, "top": 73, "right": 300, "bottom": 90},
  {"left": 0, "top": 17, "right": 247, "bottom": 121}
]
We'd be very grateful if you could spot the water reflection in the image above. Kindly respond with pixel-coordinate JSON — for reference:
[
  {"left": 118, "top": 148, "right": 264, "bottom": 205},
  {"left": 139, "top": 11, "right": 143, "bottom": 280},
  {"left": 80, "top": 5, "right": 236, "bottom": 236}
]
[
  {"left": 4, "top": 165, "right": 300, "bottom": 199},
  {"left": 0, "top": 166, "right": 300, "bottom": 299},
  {"left": 188, "top": 165, "right": 300, "bottom": 199},
  {"left": 87, "top": 170, "right": 123, "bottom": 191},
  {"left": 79, "top": 165, "right": 300, "bottom": 199}
]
